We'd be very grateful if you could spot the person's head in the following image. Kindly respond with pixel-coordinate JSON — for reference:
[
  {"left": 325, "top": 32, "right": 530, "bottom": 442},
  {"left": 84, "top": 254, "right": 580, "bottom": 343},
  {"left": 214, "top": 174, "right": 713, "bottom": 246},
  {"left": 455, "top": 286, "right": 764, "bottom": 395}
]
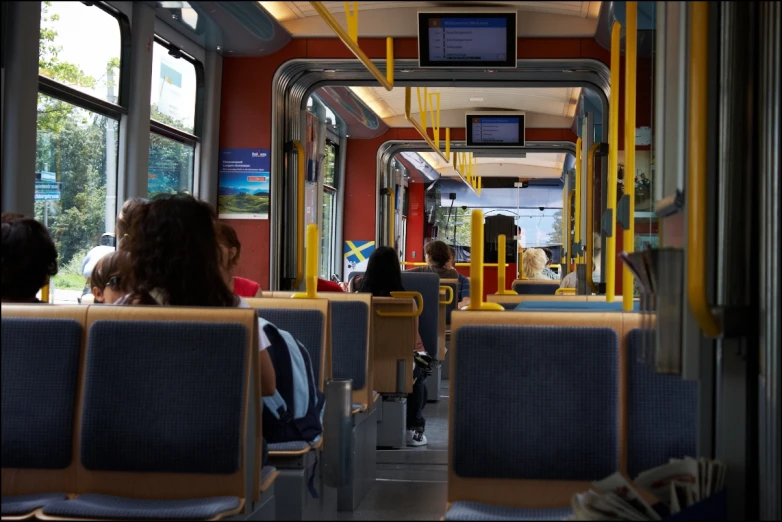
[
  {"left": 215, "top": 221, "right": 241, "bottom": 286},
  {"left": 522, "top": 248, "right": 547, "bottom": 279},
  {"left": 541, "top": 247, "right": 553, "bottom": 268},
  {"left": 447, "top": 246, "right": 456, "bottom": 269},
  {"left": 116, "top": 197, "right": 148, "bottom": 251},
  {"left": 1, "top": 213, "right": 58, "bottom": 302},
  {"left": 90, "top": 251, "right": 126, "bottom": 304},
  {"left": 424, "top": 240, "right": 451, "bottom": 268},
  {"left": 358, "top": 246, "right": 404, "bottom": 297},
  {"left": 122, "top": 194, "right": 235, "bottom": 307}
]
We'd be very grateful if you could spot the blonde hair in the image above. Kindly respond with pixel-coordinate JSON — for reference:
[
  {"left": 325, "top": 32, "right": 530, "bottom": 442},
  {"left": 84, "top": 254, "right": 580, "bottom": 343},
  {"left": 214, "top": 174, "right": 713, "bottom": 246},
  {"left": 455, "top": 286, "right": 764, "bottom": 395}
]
[{"left": 522, "top": 248, "right": 548, "bottom": 278}]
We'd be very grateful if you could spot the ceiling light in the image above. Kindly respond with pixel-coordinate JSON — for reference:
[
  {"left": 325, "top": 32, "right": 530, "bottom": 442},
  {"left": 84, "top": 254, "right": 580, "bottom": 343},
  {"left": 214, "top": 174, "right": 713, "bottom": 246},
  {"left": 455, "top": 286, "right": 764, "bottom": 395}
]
[
  {"left": 469, "top": 97, "right": 484, "bottom": 102},
  {"left": 257, "top": 1, "right": 298, "bottom": 23},
  {"left": 347, "top": 87, "right": 394, "bottom": 119}
]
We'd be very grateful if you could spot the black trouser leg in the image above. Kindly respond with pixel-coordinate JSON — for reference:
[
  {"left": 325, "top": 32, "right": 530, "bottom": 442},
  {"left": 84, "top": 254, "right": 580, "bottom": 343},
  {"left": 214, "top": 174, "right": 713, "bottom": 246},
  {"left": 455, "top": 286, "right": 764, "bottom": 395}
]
[{"left": 407, "top": 366, "right": 427, "bottom": 432}]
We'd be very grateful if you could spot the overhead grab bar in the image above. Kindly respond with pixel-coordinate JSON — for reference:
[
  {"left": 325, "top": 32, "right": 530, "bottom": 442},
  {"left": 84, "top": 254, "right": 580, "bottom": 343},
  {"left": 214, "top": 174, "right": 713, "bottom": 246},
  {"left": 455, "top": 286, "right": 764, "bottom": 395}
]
[
  {"left": 310, "top": 2, "right": 394, "bottom": 90},
  {"left": 622, "top": 2, "right": 637, "bottom": 312},
  {"left": 606, "top": 20, "right": 622, "bottom": 302},
  {"left": 687, "top": 2, "right": 721, "bottom": 337}
]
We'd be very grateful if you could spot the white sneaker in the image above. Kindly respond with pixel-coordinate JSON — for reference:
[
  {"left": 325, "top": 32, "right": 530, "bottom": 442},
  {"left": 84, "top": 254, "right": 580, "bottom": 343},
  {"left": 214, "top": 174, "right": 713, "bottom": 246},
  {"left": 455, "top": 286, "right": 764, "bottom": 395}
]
[{"left": 406, "top": 430, "right": 427, "bottom": 447}]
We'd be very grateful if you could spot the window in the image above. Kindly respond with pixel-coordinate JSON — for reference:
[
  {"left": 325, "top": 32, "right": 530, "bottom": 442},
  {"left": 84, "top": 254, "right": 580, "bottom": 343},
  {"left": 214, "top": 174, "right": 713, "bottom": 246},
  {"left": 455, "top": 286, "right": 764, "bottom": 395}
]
[
  {"left": 148, "top": 37, "right": 201, "bottom": 196},
  {"left": 35, "top": 1, "right": 126, "bottom": 303},
  {"left": 320, "top": 141, "right": 338, "bottom": 277}
]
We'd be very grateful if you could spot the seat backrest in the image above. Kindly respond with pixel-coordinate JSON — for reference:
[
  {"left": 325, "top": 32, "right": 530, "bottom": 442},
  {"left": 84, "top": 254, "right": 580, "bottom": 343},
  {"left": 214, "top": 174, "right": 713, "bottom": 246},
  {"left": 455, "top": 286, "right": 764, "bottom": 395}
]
[
  {"left": 441, "top": 278, "right": 459, "bottom": 327},
  {"left": 371, "top": 297, "right": 416, "bottom": 394},
  {"left": 511, "top": 280, "right": 560, "bottom": 295},
  {"left": 245, "top": 297, "right": 330, "bottom": 391},
  {"left": 323, "top": 293, "right": 372, "bottom": 409},
  {"left": 514, "top": 301, "right": 641, "bottom": 312},
  {"left": 400, "top": 272, "right": 440, "bottom": 359},
  {"left": 448, "top": 311, "right": 627, "bottom": 508},
  {"left": 1, "top": 305, "right": 87, "bottom": 497},
  {"left": 78, "top": 305, "right": 258, "bottom": 502},
  {"left": 626, "top": 328, "right": 697, "bottom": 477}
]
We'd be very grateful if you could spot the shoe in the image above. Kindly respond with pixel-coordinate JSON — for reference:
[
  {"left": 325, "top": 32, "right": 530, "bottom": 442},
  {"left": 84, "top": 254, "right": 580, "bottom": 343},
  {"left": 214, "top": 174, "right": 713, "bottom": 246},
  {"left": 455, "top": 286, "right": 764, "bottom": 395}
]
[
  {"left": 406, "top": 430, "right": 428, "bottom": 447},
  {"left": 414, "top": 351, "right": 433, "bottom": 369}
]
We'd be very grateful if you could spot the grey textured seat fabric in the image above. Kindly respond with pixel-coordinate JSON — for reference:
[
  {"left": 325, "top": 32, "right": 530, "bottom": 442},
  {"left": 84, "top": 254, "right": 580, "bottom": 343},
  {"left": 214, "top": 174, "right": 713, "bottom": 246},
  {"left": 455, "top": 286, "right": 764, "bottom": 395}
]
[
  {"left": 331, "top": 301, "right": 369, "bottom": 390},
  {"left": 1, "top": 318, "right": 82, "bottom": 470},
  {"left": 1, "top": 493, "right": 68, "bottom": 516},
  {"left": 261, "top": 466, "right": 276, "bottom": 483},
  {"left": 401, "top": 272, "right": 441, "bottom": 359},
  {"left": 445, "top": 501, "right": 573, "bottom": 521},
  {"left": 453, "top": 325, "right": 618, "bottom": 481},
  {"left": 40, "top": 494, "right": 240, "bottom": 520},
  {"left": 512, "top": 282, "right": 559, "bottom": 295},
  {"left": 80, "top": 321, "right": 247, "bottom": 474},
  {"left": 268, "top": 441, "right": 311, "bottom": 452},
  {"left": 256, "top": 309, "right": 324, "bottom": 384},
  {"left": 627, "top": 329, "right": 697, "bottom": 477}
]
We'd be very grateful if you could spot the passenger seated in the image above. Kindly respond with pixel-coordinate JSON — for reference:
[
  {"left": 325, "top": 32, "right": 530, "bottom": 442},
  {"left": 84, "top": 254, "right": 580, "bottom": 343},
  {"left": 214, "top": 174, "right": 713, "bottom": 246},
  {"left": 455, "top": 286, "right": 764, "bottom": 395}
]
[
  {"left": 317, "top": 278, "right": 345, "bottom": 293},
  {"left": 541, "top": 247, "right": 559, "bottom": 280},
  {"left": 407, "top": 239, "right": 460, "bottom": 280},
  {"left": 89, "top": 251, "right": 127, "bottom": 304},
  {"left": 117, "top": 194, "right": 276, "bottom": 396},
  {"left": 358, "top": 246, "right": 431, "bottom": 447},
  {"left": 1, "top": 213, "right": 58, "bottom": 303},
  {"left": 561, "top": 232, "right": 602, "bottom": 289},
  {"left": 215, "top": 220, "right": 263, "bottom": 298},
  {"left": 447, "top": 246, "right": 470, "bottom": 308},
  {"left": 521, "top": 248, "right": 551, "bottom": 280}
]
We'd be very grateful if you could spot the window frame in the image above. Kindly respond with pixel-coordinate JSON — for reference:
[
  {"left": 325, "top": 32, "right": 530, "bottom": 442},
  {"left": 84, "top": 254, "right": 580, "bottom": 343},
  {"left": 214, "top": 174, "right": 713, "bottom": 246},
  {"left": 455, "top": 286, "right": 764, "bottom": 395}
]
[{"left": 320, "top": 138, "right": 339, "bottom": 278}]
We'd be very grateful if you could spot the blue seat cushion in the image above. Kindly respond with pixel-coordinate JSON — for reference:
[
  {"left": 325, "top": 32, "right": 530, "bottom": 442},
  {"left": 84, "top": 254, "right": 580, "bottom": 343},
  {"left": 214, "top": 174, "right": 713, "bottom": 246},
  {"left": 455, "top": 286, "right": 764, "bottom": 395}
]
[
  {"left": 267, "top": 441, "right": 311, "bottom": 452},
  {"left": 1, "top": 493, "right": 68, "bottom": 516},
  {"left": 41, "top": 494, "right": 240, "bottom": 520},
  {"left": 445, "top": 501, "right": 572, "bottom": 521},
  {"left": 331, "top": 301, "right": 368, "bottom": 389}
]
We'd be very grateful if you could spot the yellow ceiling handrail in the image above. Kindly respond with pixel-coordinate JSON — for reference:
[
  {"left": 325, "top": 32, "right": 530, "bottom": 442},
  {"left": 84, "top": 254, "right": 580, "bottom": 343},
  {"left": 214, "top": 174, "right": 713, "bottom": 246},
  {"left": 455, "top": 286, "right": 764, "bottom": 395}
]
[
  {"left": 606, "top": 20, "right": 621, "bottom": 303},
  {"left": 310, "top": 2, "right": 394, "bottom": 91},
  {"left": 622, "top": 2, "right": 637, "bottom": 312},
  {"left": 687, "top": 2, "right": 721, "bottom": 337}
]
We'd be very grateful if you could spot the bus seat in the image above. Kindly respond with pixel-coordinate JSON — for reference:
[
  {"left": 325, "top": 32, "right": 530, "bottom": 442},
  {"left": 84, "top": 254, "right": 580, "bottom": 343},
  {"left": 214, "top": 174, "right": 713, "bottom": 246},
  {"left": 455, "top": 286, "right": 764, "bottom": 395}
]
[
  {"left": 441, "top": 278, "right": 459, "bottom": 328},
  {"left": 626, "top": 329, "right": 697, "bottom": 477},
  {"left": 39, "top": 306, "right": 260, "bottom": 521},
  {"left": 371, "top": 297, "right": 416, "bottom": 394},
  {"left": 401, "top": 272, "right": 442, "bottom": 403},
  {"left": 513, "top": 301, "right": 641, "bottom": 311},
  {"left": 1, "top": 305, "right": 87, "bottom": 519},
  {"left": 511, "top": 280, "right": 560, "bottom": 295},
  {"left": 446, "top": 311, "right": 627, "bottom": 518}
]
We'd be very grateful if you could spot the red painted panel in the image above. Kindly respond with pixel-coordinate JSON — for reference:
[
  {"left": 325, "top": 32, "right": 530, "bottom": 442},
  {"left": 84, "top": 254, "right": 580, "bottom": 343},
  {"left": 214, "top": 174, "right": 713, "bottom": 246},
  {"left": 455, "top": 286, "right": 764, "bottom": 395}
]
[
  {"left": 404, "top": 181, "right": 425, "bottom": 262},
  {"left": 455, "top": 264, "right": 518, "bottom": 301}
]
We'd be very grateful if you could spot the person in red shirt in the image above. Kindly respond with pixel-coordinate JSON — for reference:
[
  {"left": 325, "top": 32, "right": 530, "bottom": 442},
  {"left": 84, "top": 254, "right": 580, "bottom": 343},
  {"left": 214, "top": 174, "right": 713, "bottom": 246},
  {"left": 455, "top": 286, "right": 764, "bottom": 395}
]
[
  {"left": 215, "top": 221, "right": 263, "bottom": 298},
  {"left": 317, "top": 278, "right": 345, "bottom": 293}
]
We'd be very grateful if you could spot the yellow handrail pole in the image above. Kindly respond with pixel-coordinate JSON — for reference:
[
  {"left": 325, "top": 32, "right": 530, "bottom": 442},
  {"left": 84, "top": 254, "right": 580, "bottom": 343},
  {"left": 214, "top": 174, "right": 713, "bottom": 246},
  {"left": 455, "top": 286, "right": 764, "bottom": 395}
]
[
  {"left": 416, "top": 87, "right": 428, "bottom": 135},
  {"left": 293, "top": 140, "right": 305, "bottom": 289},
  {"left": 401, "top": 261, "right": 501, "bottom": 267},
  {"left": 687, "top": 2, "right": 721, "bottom": 337},
  {"left": 586, "top": 142, "right": 600, "bottom": 294},
  {"left": 445, "top": 127, "right": 450, "bottom": 160},
  {"left": 606, "top": 21, "right": 622, "bottom": 302},
  {"left": 622, "top": 2, "right": 637, "bottom": 312},
  {"left": 467, "top": 209, "right": 503, "bottom": 310},
  {"left": 41, "top": 283, "right": 50, "bottom": 303},
  {"left": 496, "top": 234, "right": 518, "bottom": 295},
  {"left": 429, "top": 92, "right": 441, "bottom": 148},
  {"left": 556, "top": 288, "right": 577, "bottom": 296},
  {"left": 293, "top": 224, "right": 319, "bottom": 298},
  {"left": 519, "top": 244, "right": 526, "bottom": 280},
  {"left": 310, "top": 2, "right": 394, "bottom": 90},
  {"left": 564, "top": 189, "right": 575, "bottom": 275},
  {"left": 439, "top": 285, "right": 454, "bottom": 305},
  {"left": 574, "top": 137, "right": 583, "bottom": 265}
]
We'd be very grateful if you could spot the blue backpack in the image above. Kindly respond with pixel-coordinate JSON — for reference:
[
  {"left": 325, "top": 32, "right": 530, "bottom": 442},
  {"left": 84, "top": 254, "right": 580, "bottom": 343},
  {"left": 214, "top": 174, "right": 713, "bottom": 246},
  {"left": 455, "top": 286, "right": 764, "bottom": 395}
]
[{"left": 259, "top": 318, "right": 326, "bottom": 444}]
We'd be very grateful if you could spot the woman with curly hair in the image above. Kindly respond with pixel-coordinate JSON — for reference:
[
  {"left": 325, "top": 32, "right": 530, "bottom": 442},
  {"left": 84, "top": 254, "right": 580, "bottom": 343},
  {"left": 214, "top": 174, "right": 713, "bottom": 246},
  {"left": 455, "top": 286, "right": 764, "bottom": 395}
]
[{"left": 1, "top": 213, "right": 58, "bottom": 303}]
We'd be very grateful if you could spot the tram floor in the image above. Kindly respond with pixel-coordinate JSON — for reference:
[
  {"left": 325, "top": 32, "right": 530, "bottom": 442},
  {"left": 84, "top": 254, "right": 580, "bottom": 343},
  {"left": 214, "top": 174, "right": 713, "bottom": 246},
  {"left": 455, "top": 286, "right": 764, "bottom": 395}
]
[{"left": 336, "top": 381, "right": 450, "bottom": 520}]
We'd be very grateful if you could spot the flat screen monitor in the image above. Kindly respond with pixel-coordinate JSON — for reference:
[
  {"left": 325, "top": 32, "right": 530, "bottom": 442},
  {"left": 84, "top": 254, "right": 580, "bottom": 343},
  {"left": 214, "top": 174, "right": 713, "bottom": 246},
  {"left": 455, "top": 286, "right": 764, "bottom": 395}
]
[
  {"left": 466, "top": 113, "right": 525, "bottom": 147},
  {"left": 418, "top": 11, "right": 517, "bottom": 68}
]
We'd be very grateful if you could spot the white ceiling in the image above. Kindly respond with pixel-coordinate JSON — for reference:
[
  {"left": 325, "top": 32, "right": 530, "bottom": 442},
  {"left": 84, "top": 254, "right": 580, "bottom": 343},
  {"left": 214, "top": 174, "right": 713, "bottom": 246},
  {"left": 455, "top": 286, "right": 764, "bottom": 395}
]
[
  {"left": 259, "top": 1, "right": 602, "bottom": 38},
  {"left": 419, "top": 151, "right": 566, "bottom": 179}
]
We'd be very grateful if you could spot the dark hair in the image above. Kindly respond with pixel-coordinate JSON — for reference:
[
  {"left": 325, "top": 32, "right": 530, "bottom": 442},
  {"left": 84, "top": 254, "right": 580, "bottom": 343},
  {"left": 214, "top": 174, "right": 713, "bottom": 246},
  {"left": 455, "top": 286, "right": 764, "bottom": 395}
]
[
  {"left": 424, "top": 240, "right": 451, "bottom": 267},
  {"left": 215, "top": 221, "right": 241, "bottom": 271},
  {"left": 448, "top": 246, "right": 456, "bottom": 258},
  {"left": 116, "top": 197, "right": 148, "bottom": 251},
  {"left": 541, "top": 247, "right": 553, "bottom": 263},
  {"left": 90, "top": 251, "right": 126, "bottom": 293},
  {"left": 1, "top": 213, "right": 58, "bottom": 301},
  {"left": 358, "top": 246, "right": 405, "bottom": 297},
  {"left": 121, "top": 194, "right": 235, "bottom": 307}
]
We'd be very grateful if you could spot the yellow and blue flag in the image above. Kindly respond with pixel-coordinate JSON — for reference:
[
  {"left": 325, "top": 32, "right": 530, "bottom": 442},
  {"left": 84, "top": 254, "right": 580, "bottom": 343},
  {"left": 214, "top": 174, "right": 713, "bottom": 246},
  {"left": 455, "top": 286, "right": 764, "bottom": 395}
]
[{"left": 344, "top": 240, "right": 375, "bottom": 269}]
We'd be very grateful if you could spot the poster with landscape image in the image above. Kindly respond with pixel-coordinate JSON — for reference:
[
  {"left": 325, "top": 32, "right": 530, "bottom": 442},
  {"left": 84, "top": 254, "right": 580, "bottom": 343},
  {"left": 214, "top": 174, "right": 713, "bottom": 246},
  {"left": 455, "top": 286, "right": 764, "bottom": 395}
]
[{"left": 218, "top": 148, "right": 270, "bottom": 219}]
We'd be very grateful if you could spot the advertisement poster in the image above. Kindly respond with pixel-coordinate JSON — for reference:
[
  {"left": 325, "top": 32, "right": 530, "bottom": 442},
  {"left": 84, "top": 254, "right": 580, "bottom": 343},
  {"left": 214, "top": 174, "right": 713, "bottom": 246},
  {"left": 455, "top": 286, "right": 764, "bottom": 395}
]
[{"left": 218, "top": 148, "right": 270, "bottom": 220}]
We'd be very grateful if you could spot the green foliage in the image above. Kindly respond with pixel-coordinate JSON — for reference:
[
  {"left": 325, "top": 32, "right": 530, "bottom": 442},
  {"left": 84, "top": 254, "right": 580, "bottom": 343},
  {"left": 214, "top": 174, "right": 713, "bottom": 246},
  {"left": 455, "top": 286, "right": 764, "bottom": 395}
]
[
  {"left": 548, "top": 209, "right": 563, "bottom": 244},
  {"left": 435, "top": 205, "right": 472, "bottom": 246}
]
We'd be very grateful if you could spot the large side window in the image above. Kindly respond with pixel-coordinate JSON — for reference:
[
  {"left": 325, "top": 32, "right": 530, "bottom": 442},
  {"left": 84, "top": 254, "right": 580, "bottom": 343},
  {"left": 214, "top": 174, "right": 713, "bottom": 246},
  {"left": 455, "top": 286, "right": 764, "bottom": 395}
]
[
  {"left": 148, "top": 37, "right": 201, "bottom": 198},
  {"left": 320, "top": 141, "right": 338, "bottom": 278},
  {"left": 35, "top": 1, "right": 125, "bottom": 303}
]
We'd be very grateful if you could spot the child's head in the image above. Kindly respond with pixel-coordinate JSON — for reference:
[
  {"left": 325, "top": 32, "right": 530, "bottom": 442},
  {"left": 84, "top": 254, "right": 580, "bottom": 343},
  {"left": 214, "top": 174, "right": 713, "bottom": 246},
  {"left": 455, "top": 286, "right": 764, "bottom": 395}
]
[{"left": 90, "top": 251, "right": 126, "bottom": 304}]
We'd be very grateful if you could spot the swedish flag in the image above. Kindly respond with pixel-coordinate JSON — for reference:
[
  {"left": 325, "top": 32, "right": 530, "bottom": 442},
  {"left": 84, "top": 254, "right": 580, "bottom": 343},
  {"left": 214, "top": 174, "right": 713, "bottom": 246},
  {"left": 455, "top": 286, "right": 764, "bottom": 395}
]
[{"left": 344, "top": 240, "right": 375, "bottom": 264}]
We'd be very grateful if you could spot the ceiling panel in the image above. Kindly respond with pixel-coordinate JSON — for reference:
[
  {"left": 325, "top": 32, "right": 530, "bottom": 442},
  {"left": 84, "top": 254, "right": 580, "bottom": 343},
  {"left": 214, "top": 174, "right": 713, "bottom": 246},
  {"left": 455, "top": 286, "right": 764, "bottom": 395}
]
[
  {"left": 285, "top": 2, "right": 593, "bottom": 19},
  {"left": 418, "top": 151, "right": 566, "bottom": 179}
]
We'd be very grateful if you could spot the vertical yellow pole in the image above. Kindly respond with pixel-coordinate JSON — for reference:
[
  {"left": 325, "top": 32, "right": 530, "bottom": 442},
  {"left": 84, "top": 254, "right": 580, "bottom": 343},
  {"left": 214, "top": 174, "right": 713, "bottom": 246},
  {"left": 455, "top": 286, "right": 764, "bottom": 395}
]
[
  {"left": 606, "top": 21, "right": 622, "bottom": 302},
  {"left": 386, "top": 36, "right": 394, "bottom": 84},
  {"left": 498, "top": 234, "right": 507, "bottom": 293},
  {"left": 295, "top": 224, "right": 320, "bottom": 299},
  {"left": 574, "top": 137, "right": 583, "bottom": 265},
  {"left": 445, "top": 127, "right": 450, "bottom": 160},
  {"left": 622, "top": 2, "right": 637, "bottom": 312},
  {"left": 41, "top": 283, "right": 50, "bottom": 303},
  {"left": 468, "top": 209, "right": 504, "bottom": 310}
]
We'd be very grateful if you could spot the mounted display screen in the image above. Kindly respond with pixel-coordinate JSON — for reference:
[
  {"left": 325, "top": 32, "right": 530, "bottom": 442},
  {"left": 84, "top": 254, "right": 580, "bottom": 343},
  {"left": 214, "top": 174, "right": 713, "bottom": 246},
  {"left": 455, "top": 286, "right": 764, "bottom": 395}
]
[
  {"left": 418, "top": 12, "right": 517, "bottom": 68},
  {"left": 466, "top": 113, "right": 525, "bottom": 147}
]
